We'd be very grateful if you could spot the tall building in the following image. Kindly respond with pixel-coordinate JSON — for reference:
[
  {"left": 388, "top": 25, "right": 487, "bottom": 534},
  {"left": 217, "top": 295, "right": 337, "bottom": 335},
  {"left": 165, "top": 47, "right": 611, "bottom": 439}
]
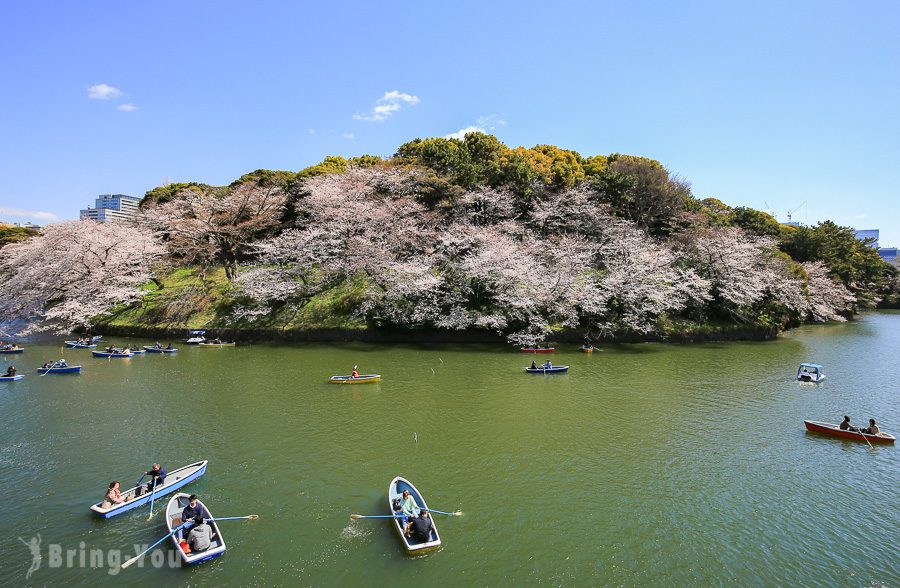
[
  {"left": 79, "top": 194, "right": 141, "bottom": 222},
  {"left": 853, "top": 229, "right": 879, "bottom": 248}
]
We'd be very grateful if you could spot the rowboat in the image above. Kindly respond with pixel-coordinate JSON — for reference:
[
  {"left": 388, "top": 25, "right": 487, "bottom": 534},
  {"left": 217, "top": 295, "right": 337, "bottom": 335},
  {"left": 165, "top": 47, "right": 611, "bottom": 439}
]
[
  {"left": 330, "top": 374, "right": 382, "bottom": 384},
  {"left": 129, "top": 349, "right": 146, "bottom": 354},
  {"left": 36, "top": 365, "right": 82, "bottom": 374},
  {"left": 185, "top": 330, "right": 206, "bottom": 344},
  {"left": 166, "top": 493, "right": 226, "bottom": 565},
  {"left": 0, "top": 375, "right": 24, "bottom": 381},
  {"left": 144, "top": 346, "right": 178, "bottom": 353},
  {"left": 388, "top": 476, "right": 441, "bottom": 553},
  {"left": 92, "top": 350, "right": 134, "bottom": 358},
  {"left": 0, "top": 347, "right": 24, "bottom": 354},
  {"left": 89, "top": 460, "right": 208, "bottom": 518},
  {"left": 524, "top": 365, "right": 569, "bottom": 374},
  {"left": 804, "top": 420, "right": 895, "bottom": 444},
  {"left": 198, "top": 342, "right": 236, "bottom": 347},
  {"left": 65, "top": 341, "right": 97, "bottom": 349},
  {"left": 797, "top": 362, "right": 825, "bottom": 382},
  {"left": 580, "top": 345, "right": 594, "bottom": 353},
  {"left": 520, "top": 347, "right": 555, "bottom": 353}
]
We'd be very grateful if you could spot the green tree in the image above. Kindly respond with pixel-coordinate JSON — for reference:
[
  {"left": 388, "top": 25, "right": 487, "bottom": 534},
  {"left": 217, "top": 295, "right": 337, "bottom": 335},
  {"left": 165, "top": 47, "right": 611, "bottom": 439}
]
[{"left": 728, "top": 206, "right": 782, "bottom": 237}]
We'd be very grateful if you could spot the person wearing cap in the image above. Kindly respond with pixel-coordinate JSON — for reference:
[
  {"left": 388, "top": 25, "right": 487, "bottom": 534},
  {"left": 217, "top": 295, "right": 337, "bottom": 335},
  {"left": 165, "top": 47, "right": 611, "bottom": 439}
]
[
  {"left": 406, "top": 509, "right": 434, "bottom": 542},
  {"left": 861, "top": 418, "right": 881, "bottom": 435},
  {"left": 182, "top": 494, "right": 204, "bottom": 524},
  {"left": 839, "top": 416, "right": 859, "bottom": 432}
]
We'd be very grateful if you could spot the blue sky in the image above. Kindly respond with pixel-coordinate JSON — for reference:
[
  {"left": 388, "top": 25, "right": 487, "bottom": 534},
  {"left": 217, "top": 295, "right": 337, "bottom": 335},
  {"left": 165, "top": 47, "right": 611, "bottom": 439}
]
[{"left": 1, "top": 1, "right": 898, "bottom": 245}]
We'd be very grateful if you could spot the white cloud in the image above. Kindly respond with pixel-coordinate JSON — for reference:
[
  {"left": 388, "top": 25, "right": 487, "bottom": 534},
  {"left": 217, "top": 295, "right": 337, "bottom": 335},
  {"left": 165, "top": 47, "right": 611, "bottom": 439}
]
[
  {"left": 342, "top": 132, "right": 355, "bottom": 139},
  {"left": 87, "top": 84, "right": 123, "bottom": 100},
  {"left": 853, "top": 213, "right": 867, "bottom": 220},
  {"left": 476, "top": 114, "right": 507, "bottom": 129},
  {"left": 0, "top": 205, "right": 59, "bottom": 222},
  {"left": 353, "top": 90, "right": 420, "bottom": 122},
  {"left": 117, "top": 103, "right": 138, "bottom": 112},
  {"left": 445, "top": 126, "right": 486, "bottom": 140},
  {"left": 308, "top": 128, "right": 316, "bottom": 134}
]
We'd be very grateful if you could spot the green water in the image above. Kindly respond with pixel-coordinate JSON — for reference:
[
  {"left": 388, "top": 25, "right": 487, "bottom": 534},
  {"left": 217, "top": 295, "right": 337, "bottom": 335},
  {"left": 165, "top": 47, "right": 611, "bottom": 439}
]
[{"left": 1, "top": 314, "right": 898, "bottom": 587}]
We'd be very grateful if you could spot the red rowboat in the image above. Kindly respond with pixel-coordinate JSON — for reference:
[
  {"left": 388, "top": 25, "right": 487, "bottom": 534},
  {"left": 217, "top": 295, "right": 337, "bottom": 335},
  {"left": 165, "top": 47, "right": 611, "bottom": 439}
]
[
  {"left": 520, "top": 348, "right": 555, "bottom": 353},
  {"left": 804, "top": 420, "right": 895, "bottom": 444}
]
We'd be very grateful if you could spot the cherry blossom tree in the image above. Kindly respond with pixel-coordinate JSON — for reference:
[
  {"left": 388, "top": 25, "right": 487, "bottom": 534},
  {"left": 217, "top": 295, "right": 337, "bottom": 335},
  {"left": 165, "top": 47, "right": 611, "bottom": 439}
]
[
  {"left": 142, "top": 182, "right": 287, "bottom": 281},
  {"left": 0, "top": 220, "right": 163, "bottom": 334},
  {"left": 802, "top": 261, "right": 855, "bottom": 322}
]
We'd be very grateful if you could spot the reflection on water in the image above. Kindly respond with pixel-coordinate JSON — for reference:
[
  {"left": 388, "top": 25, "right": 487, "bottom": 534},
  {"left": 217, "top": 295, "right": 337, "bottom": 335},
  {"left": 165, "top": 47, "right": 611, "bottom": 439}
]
[{"left": 0, "top": 313, "right": 897, "bottom": 586}]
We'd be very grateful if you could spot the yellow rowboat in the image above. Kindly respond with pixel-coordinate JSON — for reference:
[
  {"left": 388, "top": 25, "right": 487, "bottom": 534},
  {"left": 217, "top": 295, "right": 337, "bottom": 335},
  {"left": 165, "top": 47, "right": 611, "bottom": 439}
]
[
  {"left": 330, "top": 374, "right": 382, "bottom": 384},
  {"left": 580, "top": 346, "right": 594, "bottom": 353}
]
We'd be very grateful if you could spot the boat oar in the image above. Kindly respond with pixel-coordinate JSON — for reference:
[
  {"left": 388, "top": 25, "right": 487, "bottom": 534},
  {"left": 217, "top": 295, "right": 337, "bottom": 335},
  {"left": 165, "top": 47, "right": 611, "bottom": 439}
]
[
  {"left": 39, "top": 360, "right": 60, "bottom": 377},
  {"left": 423, "top": 508, "right": 463, "bottom": 517},
  {"left": 859, "top": 430, "right": 875, "bottom": 450},
  {"left": 146, "top": 476, "right": 158, "bottom": 520},
  {"left": 121, "top": 522, "right": 188, "bottom": 570},
  {"left": 205, "top": 515, "right": 259, "bottom": 522},
  {"left": 350, "top": 514, "right": 407, "bottom": 520}
]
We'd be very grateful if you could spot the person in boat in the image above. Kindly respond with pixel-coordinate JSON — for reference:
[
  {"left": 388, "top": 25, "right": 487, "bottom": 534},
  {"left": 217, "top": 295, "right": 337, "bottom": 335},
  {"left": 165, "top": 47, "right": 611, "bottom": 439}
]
[
  {"left": 155, "top": 341, "right": 162, "bottom": 349},
  {"left": 42, "top": 361, "right": 54, "bottom": 369},
  {"left": 105, "top": 345, "right": 115, "bottom": 353},
  {"left": 165, "top": 342, "right": 173, "bottom": 350},
  {"left": 57, "top": 359, "right": 68, "bottom": 368},
  {"left": 861, "top": 419, "right": 880, "bottom": 435},
  {"left": 399, "top": 489, "right": 418, "bottom": 519},
  {"left": 101, "top": 481, "right": 132, "bottom": 508},
  {"left": 405, "top": 509, "right": 434, "bottom": 542},
  {"left": 530, "top": 360, "right": 537, "bottom": 369},
  {"left": 187, "top": 515, "right": 215, "bottom": 552},
  {"left": 121, "top": 346, "right": 131, "bottom": 354},
  {"left": 181, "top": 494, "right": 204, "bottom": 523},
  {"left": 144, "top": 464, "right": 167, "bottom": 492},
  {"left": 351, "top": 366, "right": 359, "bottom": 379},
  {"left": 392, "top": 498, "right": 409, "bottom": 528},
  {"left": 4, "top": 365, "right": 16, "bottom": 377},
  {"left": 543, "top": 361, "right": 552, "bottom": 369},
  {"left": 839, "top": 416, "right": 859, "bottom": 432}
]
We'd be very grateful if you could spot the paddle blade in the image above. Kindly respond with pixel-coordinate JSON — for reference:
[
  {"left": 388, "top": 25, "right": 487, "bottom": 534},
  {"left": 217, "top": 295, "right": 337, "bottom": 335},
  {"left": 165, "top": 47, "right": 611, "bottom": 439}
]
[
  {"left": 121, "top": 555, "right": 141, "bottom": 569},
  {"left": 350, "top": 514, "right": 363, "bottom": 520}
]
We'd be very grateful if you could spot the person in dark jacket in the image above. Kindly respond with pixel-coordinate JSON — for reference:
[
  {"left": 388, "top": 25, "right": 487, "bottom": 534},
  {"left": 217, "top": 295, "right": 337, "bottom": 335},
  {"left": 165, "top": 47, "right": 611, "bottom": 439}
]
[
  {"left": 144, "top": 464, "right": 167, "bottom": 492},
  {"left": 406, "top": 510, "right": 434, "bottom": 542},
  {"left": 839, "top": 416, "right": 859, "bottom": 432},
  {"left": 182, "top": 495, "right": 204, "bottom": 524}
]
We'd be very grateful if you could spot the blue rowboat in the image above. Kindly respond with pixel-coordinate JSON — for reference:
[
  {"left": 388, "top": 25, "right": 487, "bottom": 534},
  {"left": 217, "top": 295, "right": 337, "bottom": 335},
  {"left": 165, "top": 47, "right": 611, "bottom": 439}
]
[
  {"left": 92, "top": 350, "right": 134, "bottom": 358},
  {"left": 64, "top": 341, "right": 97, "bottom": 349},
  {"left": 524, "top": 365, "right": 569, "bottom": 374},
  {"left": 388, "top": 476, "right": 442, "bottom": 553},
  {"left": 166, "top": 493, "right": 227, "bottom": 565},
  {"left": 36, "top": 365, "right": 82, "bottom": 374},
  {"left": 330, "top": 374, "right": 381, "bottom": 384},
  {"left": 89, "top": 460, "right": 208, "bottom": 518},
  {"left": 143, "top": 346, "right": 178, "bottom": 353},
  {"left": 0, "top": 374, "right": 24, "bottom": 381},
  {"left": 0, "top": 347, "right": 24, "bottom": 354}
]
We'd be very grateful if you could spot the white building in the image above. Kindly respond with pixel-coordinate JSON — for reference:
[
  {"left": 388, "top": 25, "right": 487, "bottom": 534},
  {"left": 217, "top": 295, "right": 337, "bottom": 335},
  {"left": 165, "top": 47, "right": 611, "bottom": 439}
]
[{"left": 79, "top": 194, "right": 141, "bottom": 222}]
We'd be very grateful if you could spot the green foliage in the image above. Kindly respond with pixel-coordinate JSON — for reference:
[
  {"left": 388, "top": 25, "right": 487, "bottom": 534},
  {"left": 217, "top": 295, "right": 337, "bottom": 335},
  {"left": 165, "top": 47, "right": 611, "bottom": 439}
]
[
  {"left": 531, "top": 145, "right": 585, "bottom": 188},
  {"left": 348, "top": 154, "right": 383, "bottom": 168},
  {"left": 298, "top": 156, "right": 349, "bottom": 178},
  {"left": 141, "top": 182, "right": 209, "bottom": 207},
  {"left": 0, "top": 224, "right": 38, "bottom": 249},
  {"left": 590, "top": 155, "right": 695, "bottom": 235},
  {"left": 779, "top": 221, "right": 888, "bottom": 301},
  {"left": 583, "top": 155, "right": 608, "bottom": 177},
  {"left": 230, "top": 169, "right": 297, "bottom": 189},
  {"left": 728, "top": 207, "right": 783, "bottom": 237}
]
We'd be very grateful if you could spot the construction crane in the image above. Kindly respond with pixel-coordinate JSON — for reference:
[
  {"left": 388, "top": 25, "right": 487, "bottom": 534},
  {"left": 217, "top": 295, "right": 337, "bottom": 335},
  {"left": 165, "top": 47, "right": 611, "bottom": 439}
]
[{"left": 786, "top": 201, "right": 806, "bottom": 224}]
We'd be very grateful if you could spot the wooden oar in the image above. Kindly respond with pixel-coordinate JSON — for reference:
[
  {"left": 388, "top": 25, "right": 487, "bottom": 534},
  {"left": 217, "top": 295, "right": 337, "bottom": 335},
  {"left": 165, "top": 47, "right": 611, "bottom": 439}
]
[
  {"left": 859, "top": 430, "right": 875, "bottom": 449},
  {"left": 350, "top": 513, "right": 407, "bottom": 520},
  {"left": 146, "top": 476, "right": 158, "bottom": 520},
  {"left": 422, "top": 508, "right": 463, "bottom": 516},
  {"left": 121, "top": 522, "right": 188, "bottom": 569},
  {"left": 204, "top": 515, "right": 259, "bottom": 522}
]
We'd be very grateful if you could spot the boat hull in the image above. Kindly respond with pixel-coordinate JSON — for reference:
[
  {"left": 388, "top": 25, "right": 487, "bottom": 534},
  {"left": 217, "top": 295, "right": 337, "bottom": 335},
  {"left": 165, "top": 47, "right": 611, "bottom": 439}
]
[
  {"left": 144, "top": 346, "right": 178, "bottom": 353},
  {"left": 580, "top": 346, "right": 594, "bottom": 353},
  {"left": 37, "top": 366, "right": 82, "bottom": 374},
  {"left": 65, "top": 341, "right": 97, "bottom": 349},
  {"left": 166, "top": 493, "right": 226, "bottom": 565},
  {"left": 804, "top": 420, "right": 895, "bottom": 443},
  {"left": 388, "top": 476, "right": 441, "bottom": 553},
  {"left": 198, "top": 343, "right": 236, "bottom": 347},
  {"left": 524, "top": 366, "right": 569, "bottom": 374},
  {"left": 0, "top": 349, "right": 24, "bottom": 354},
  {"left": 0, "top": 375, "right": 24, "bottom": 381},
  {"left": 89, "top": 461, "right": 208, "bottom": 518},
  {"left": 91, "top": 351, "right": 134, "bottom": 358},
  {"left": 330, "top": 375, "right": 381, "bottom": 384},
  {"left": 520, "top": 348, "right": 555, "bottom": 353}
]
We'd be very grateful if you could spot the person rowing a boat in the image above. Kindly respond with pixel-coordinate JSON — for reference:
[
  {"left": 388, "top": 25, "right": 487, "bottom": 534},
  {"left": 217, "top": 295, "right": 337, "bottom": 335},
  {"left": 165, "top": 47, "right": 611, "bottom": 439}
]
[
  {"left": 351, "top": 365, "right": 359, "bottom": 379},
  {"left": 861, "top": 418, "right": 881, "bottom": 436},
  {"left": 405, "top": 509, "right": 434, "bottom": 542},
  {"left": 181, "top": 494, "right": 204, "bottom": 523},
  {"left": 543, "top": 361, "right": 552, "bottom": 369},
  {"left": 144, "top": 464, "right": 167, "bottom": 492},
  {"left": 839, "top": 416, "right": 859, "bottom": 432},
  {"left": 4, "top": 366, "right": 16, "bottom": 377},
  {"left": 100, "top": 481, "right": 132, "bottom": 508},
  {"left": 165, "top": 342, "right": 173, "bottom": 350},
  {"left": 530, "top": 360, "right": 537, "bottom": 369}
]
